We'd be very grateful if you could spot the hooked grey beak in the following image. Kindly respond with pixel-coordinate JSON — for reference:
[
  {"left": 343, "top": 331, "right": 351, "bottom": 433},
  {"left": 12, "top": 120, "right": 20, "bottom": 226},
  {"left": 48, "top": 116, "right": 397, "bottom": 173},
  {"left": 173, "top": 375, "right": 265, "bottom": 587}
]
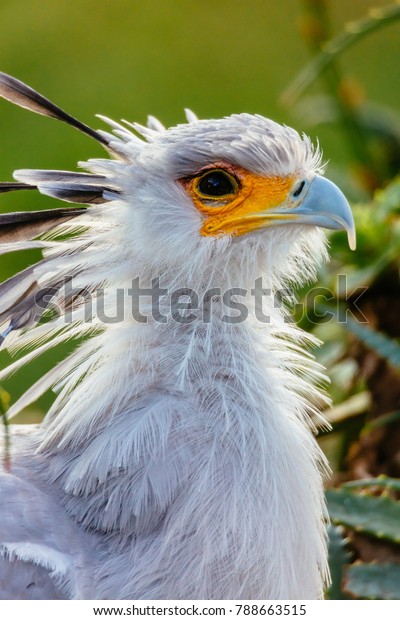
[
  {"left": 267, "top": 176, "right": 356, "bottom": 250},
  {"left": 263, "top": 175, "right": 356, "bottom": 250},
  {"left": 292, "top": 176, "right": 356, "bottom": 250}
]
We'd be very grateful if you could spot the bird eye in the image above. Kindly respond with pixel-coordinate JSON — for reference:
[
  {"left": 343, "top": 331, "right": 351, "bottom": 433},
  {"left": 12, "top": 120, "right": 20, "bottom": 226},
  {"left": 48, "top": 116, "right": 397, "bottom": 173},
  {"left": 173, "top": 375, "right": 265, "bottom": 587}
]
[
  {"left": 292, "top": 180, "right": 306, "bottom": 198},
  {"left": 195, "top": 169, "right": 239, "bottom": 199}
]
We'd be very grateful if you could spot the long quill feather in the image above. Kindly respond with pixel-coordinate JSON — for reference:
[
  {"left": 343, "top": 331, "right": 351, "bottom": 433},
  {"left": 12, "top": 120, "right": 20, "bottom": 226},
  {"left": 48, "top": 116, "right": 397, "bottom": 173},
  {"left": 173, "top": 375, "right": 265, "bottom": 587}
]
[{"left": 0, "top": 72, "right": 110, "bottom": 149}]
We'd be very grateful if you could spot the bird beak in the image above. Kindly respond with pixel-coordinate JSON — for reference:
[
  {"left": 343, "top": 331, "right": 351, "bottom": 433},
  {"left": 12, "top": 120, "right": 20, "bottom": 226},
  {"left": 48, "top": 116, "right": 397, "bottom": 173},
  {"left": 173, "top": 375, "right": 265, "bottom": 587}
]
[{"left": 266, "top": 176, "right": 356, "bottom": 250}]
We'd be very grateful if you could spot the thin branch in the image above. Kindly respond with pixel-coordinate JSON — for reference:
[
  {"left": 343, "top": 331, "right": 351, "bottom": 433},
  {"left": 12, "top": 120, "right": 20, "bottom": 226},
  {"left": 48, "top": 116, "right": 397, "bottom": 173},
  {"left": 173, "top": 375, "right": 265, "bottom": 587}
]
[
  {"left": 0, "top": 387, "right": 11, "bottom": 471},
  {"left": 282, "top": 2, "right": 400, "bottom": 106}
]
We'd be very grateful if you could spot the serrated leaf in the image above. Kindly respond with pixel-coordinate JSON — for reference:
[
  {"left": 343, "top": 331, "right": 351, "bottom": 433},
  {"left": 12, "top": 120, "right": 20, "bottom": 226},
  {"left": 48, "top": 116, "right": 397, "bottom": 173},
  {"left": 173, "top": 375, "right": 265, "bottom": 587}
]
[
  {"left": 326, "top": 488, "right": 400, "bottom": 543},
  {"left": 342, "top": 476, "right": 400, "bottom": 492},
  {"left": 326, "top": 525, "right": 351, "bottom": 600},
  {"left": 341, "top": 319, "right": 400, "bottom": 371},
  {"left": 345, "top": 563, "right": 400, "bottom": 600}
]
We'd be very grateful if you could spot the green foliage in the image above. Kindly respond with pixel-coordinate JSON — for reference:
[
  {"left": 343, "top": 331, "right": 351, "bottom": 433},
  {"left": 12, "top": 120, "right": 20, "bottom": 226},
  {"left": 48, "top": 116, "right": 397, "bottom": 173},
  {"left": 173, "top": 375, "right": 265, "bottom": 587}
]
[
  {"left": 341, "top": 320, "right": 400, "bottom": 371},
  {"left": 343, "top": 476, "right": 400, "bottom": 492},
  {"left": 345, "top": 563, "right": 400, "bottom": 600},
  {"left": 326, "top": 525, "right": 351, "bottom": 600},
  {"left": 0, "top": 386, "right": 10, "bottom": 470},
  {"left": 286, "top": 0, "right": 400, "bottom": 601},
  {"left": 283, "top": 3, "right": 400, "bottom": 106},
  {"left": 320, "top": 156, "right": 400, "bottom": 598},
  {"left": 327, "top": 487, "right": 400, "bottom": 543},
  {"left": 326, "top": 176, "right": 400, "bottom": 289},
  {"left": 285, "top": 1, "right": 400, "bottom": 193},
  {"left": 326, "top": 482, "right": 400, "bottom": 599}
]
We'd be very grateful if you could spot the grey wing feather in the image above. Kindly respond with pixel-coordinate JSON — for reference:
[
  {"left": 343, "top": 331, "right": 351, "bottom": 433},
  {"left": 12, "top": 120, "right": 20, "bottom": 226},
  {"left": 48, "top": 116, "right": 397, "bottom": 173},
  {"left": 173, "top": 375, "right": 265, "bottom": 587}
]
[
  {"left": 0, "top": 260, "right": 53, "bottom": 339},
  {"left": 37, "top": 182, "right": 120, "bottom": 204},
  {"left": 0, "top": 259, "right": 73, "bottom": 342},
  {"left": 0, "top": 555, "right": 65, "bottom": 599},
  {"left": 0, "top": 427, "right": 95, "bottom": 599},
  {"left": 0, "top": 262, "right": 42, "bottom": 315},
  {"left": 5, "top": 170, "right": 120, "bottom": 204},
  {"left": 14, "top": 169, "right": 110, "bottom": 186}
]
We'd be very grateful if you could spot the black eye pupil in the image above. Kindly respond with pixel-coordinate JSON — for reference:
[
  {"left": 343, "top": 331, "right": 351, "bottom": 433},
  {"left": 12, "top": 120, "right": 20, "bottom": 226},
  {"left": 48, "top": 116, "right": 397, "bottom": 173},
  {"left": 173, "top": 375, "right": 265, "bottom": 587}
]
[{"left": 198, "top": 171, "right": 235, "bottom": 197}]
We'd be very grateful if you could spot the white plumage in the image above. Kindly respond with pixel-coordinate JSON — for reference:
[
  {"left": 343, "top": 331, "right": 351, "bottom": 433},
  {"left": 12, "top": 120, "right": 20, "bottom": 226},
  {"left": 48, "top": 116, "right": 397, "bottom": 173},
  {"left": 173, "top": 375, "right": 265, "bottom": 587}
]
[{"left": 0, "top": 73, "right": 355, "bottom": 599}]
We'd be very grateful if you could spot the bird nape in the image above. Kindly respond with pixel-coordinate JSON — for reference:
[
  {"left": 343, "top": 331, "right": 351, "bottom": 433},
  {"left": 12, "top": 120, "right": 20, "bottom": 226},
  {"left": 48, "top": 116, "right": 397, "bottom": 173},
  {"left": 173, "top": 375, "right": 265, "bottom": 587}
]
[{"left": 0, "top": 73, "right": 355, "bottom": 600}]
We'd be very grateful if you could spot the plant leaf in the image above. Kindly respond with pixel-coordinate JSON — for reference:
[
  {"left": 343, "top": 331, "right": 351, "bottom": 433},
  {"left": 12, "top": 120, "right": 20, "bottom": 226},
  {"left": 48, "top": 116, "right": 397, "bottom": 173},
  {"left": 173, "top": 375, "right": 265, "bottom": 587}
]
[
  {"left": 343, "top": 319, "right": 400, "bottom": 370},
  {"left": 0, "top": 385, "right": 10, "bottom": 470},
  {"left": 282, "top": 4, "right": 400, "bottom": 106},
  {"left": 342, "top": 476, "right": 400, "bottom": 492},
  {"left": 326, "top": 525, "right": 351, "bottom": 600},
  {"left": 324, "top": 392, "right": 371, "bottom": 425},
  {"left": 326, "top": 488, "right": 400, "bottom": 543},
  {"left": 363, "top": 410, "right": 400, "bottom": 434},
  {"left": 345, "top": 563, "right": 400, "bottom": 600}
]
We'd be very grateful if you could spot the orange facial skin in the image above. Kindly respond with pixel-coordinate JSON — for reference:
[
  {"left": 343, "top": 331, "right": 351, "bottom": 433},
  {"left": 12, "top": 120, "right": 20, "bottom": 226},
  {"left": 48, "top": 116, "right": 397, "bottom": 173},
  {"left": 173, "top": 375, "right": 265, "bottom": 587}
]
[{"left": 180, "top": 162, "right": 295, "bottom": 237}]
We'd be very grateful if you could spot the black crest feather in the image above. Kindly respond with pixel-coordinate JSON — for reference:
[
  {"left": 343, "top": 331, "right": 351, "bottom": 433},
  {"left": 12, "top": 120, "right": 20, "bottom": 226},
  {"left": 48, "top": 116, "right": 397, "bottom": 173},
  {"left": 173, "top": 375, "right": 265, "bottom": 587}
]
[
  {"left": 0, "top": 72, "right": 121, "bottom": 157},
  {"left": 0, "top": 207, "right": 86, "bottom": 243}
]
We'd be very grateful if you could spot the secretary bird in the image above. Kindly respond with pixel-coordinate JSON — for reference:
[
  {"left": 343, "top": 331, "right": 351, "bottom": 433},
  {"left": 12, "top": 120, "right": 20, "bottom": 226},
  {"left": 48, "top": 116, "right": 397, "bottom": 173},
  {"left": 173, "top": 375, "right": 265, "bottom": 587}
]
[{"left": 0, "top": 73, "right": 355, "bottom": 600}]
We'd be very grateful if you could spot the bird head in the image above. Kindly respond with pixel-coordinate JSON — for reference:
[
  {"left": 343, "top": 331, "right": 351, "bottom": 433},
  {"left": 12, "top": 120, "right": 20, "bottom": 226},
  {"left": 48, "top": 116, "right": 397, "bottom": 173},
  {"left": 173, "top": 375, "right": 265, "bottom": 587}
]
[{"left": 101, "top": 112, "right": 355, "bottom": 285}]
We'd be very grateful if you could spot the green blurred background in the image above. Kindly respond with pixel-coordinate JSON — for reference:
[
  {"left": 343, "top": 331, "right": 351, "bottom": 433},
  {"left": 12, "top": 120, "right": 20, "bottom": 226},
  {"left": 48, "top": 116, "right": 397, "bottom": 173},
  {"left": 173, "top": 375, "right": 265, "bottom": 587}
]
[{"left": 1, "top": 0, "right": 400, "bottom": 599}]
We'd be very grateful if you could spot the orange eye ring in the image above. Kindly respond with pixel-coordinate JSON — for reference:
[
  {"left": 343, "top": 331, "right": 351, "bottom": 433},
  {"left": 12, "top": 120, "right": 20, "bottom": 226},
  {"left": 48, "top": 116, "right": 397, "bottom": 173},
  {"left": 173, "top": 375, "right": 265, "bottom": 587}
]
[{"left": 193, "top": 169, "right": 239, "bottom": 201}]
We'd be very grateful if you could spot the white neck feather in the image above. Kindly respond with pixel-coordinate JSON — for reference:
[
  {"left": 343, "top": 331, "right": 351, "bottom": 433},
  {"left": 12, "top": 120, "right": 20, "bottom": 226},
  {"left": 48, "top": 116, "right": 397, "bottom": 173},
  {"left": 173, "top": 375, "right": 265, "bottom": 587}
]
[{"left": 34, "top": 261, "right": 329, "bottom": 598}]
